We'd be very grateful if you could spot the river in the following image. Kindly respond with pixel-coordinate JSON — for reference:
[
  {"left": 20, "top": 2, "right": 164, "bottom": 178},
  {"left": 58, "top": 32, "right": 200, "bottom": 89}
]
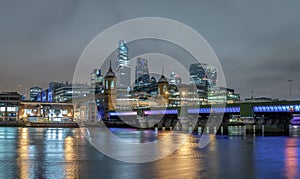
[{"left": 0, "top": 126, "right": 299, "bottom": 178}]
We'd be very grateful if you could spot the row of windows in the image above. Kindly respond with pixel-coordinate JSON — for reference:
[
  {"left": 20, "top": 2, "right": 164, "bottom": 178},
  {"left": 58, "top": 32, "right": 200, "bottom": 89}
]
[{"left": 0, "top": 97, "right": 21, "bottom": 101}]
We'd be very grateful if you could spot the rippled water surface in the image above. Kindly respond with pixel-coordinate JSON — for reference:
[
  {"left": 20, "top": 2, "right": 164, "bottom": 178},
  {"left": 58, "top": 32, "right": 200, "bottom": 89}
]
[{"left": 0, "top": 127, "right": 299, "bottom": 178}]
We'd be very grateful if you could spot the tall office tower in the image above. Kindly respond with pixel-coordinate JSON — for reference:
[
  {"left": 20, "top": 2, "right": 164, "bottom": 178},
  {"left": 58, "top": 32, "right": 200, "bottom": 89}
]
[
  {"left": 189, "top": 63, "right": 207, "bottom": 86},
  {"left": 48, "top": 82, "right": 63, "bottom": 102},
  {"left": 189, "top": 63, "right": 217, "bottom": 87},
  {"left": 29, "top": 87, "right": 42, "bottom": 101},
  {"left": 169, "top": 68, "right": 182, "bottom": 85},
  {"left": 116, "top": 40, "right": 131, "bottom": 87},
  {"left": 189, "top": 63, "right": 209, "bottom": 98},
  {"left": 135, "top": 58, "right": 150, "bottom": 87},
  {"left": 205, "top": 65, "right": 217, "bottom": 86}
]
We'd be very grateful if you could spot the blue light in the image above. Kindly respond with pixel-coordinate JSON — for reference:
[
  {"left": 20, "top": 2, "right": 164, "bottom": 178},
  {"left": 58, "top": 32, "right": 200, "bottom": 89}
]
[{"left": 253, "top": 104, "right": 300, "bottom": 112}]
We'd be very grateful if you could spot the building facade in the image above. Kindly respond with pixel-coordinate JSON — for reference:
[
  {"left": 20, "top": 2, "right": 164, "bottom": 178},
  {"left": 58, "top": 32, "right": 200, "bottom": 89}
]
[
  {"left": 135, "top": 58, "right": 150, "bottom": 87},
  {"left": 30, "top": 87, "right": 42, "bottom": 101},
  {"left": 208, "top": 87, "right": 240, "bottom": 104},
  {"left": 189, "top": 63, "right": 218, "bottom": 100},
  {"left": 48, "top": 82, "right": 64, "bottom": 102},
  {"left": 0, "top": 92, "right": 22, "bottom": 121},
  {"left": 55, "top": 82, "right": 93, "bottom": 103}
]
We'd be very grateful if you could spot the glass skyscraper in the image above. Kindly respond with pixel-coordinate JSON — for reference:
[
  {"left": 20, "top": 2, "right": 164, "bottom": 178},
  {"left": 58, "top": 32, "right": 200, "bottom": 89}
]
[
  {"left": 135, "top": 58, "right": 150, "bottom": 86},
  {"left": 189, "top": 63, "right": 218, "bottom": 98},
  {"left": 169, "top": 68, "right": 182, "bottom": 85},
  {"left": 29, "top": 87, "right": 42, "bottom": 101},
  {"left": 91, "top": 69, "right": 104, "bottom": 94},
  {"left": 116, "top": 40, "right": 131, "bottom": 87},
  {"left": 189, "top": 63, "right": 217, "bottom": 87}
]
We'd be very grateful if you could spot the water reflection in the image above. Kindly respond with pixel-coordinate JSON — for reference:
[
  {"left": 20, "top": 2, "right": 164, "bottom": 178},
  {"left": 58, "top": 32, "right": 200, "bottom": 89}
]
[
  {"left": 17, "top": 128, "right": 29, "bottom": 179},
  {"left": 284, "top": 138, "right": 299, "bottom": 178},
  {"left": 64, "top": 136, "right": 79, "bottom": 179},
  {"left": 0, "top": 127, "right": 299, "bottom": 178}
]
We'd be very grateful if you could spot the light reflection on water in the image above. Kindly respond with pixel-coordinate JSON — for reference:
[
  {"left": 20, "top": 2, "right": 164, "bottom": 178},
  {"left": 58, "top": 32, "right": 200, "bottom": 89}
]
[
  {"left": 17, "top": 128, "right": 29, "bottom": 179},
  {"left": 284, "top": 138, "right": 299, "bottom": 179},
  {"left": 0, "top": 127, "right": 299, "bottom": 178}
]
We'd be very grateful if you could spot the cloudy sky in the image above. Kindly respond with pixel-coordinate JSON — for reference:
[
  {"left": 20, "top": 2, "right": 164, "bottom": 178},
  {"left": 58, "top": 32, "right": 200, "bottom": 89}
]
[{"left": 1, "top": 0, "right": 300, "bottom": 100}]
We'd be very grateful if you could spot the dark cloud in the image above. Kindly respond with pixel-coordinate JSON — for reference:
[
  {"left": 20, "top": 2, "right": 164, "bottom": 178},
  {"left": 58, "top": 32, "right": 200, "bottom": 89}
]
[{"left": 1, "top": 0, "right": 300, "bottom": 100}]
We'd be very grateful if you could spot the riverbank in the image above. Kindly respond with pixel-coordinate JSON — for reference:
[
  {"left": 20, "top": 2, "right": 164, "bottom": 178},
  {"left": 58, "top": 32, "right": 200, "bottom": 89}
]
[{"left": 0, "top": 121, "right": 79, "bottom": 128}]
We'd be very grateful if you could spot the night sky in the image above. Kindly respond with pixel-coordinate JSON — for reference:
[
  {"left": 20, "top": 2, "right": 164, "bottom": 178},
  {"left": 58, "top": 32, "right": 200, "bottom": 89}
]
[{"left": 1, "top": 0, "right": 300, "bottom": 100}]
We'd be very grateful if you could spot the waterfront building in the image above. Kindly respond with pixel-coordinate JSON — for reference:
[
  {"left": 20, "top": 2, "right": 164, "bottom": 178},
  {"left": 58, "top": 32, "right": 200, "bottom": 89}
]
[
  {"left": 208, "top": 87, "right": 240, "bottom": 104},
  {"left": 175, "top": 84, "right": 204, "bottom": 106},
  {"left": 29, "top": 87, "right": 42, "bottom": 101},
  {"left": 116, "top": 40, "right": 131, "bottom": 88},
  {"left": 19, "top": 101, "right": 74, "bottom": 122},
  {"left": 55, "top": 82, "right": 93, "bottom": 102},
  {"left": 0, "top": 92, "right": 22, "bottom": 121}
]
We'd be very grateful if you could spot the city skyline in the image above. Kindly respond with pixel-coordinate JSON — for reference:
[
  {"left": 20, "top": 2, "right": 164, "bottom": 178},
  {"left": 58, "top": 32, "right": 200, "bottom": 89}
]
[{"left": 1, "top": 1, "right": 300, "bottom": 100}]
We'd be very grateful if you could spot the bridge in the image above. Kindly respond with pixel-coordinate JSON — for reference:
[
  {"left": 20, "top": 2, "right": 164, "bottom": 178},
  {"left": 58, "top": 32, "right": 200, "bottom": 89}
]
[{"left": 106, "top": 100, "right": 300, "bottom": 134}]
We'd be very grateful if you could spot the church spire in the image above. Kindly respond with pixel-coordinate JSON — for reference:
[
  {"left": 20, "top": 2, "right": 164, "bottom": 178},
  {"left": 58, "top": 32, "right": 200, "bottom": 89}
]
[
  {"left": 105, "top": 60, "right": 115, "bottom": 77},
  {"left": 109, "top": 60, "right": 112, "bottom": 71}
]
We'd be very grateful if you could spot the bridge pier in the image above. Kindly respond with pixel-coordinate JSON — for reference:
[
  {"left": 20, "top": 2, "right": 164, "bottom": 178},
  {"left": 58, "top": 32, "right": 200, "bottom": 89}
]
[
  {"left": 263, "top": 123, "right": 289, "bottom": 134},
  {"left": 245, "top": 124, "right": 254, "bottom": 134},
  {"left": 164, "top": 119, "right": 172, "bottom": 129},
  {"left": 217, "top": 124, "right": 228, "bottom": 135},
  {"left": 138, "top": 117, "right": 148, "bottom": 129},
  {"left": 198, "top": 118, "right": 207, "bottom": 133},
  {"left": 179, "top": 117, "right": 190, "bottom": 131},
  {"left": 206, "top": 126, "right": 217, "bottom": 134},
  {"left": 148, "top": 117, "right": 160, "bottom": 129}
]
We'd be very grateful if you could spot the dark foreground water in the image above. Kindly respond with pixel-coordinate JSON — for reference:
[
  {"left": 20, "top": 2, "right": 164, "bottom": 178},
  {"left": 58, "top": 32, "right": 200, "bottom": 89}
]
[{"left": 0, "top": 127, "right": 300, "bottom": 179}]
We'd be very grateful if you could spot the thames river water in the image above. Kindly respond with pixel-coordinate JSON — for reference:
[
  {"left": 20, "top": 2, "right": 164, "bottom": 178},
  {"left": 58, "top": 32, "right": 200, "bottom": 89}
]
[{"left": 0, "top": 127, "right": 300, "bottom": 179}]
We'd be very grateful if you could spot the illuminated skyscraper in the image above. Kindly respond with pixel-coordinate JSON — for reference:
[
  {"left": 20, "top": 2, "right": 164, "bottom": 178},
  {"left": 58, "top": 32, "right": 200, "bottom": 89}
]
[
  {"left": 91, "top": 69, "right": 104, "bottom": 94},
  {"left": 189, "top": 63, "right": 217, "bottom": 87},
  {"left": 29, "top": 87, "right": 42, "bottom": 101},
  {"left": 169, "top": 68, "right": 182, "bottom": 85},
  {"left": 116, "top": 40, "right": 131, "bottom": 87},
  {"left": 205, "top": 65, "right": 217, "bottom": 86},
  {"left": 189, "top": 63, "right": 217, "bottom": 98},
  {"left": 135, "top": 58, "right": 150, "bottom": 86}
]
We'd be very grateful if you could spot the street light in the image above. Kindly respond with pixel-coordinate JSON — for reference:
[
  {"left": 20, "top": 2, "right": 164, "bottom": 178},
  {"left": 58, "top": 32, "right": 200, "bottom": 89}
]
[{"left": 288, "top": 80, "right": 293, "bottom": 100}]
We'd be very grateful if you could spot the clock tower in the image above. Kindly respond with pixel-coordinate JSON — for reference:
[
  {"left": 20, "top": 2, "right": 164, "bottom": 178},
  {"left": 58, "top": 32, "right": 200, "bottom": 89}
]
[
  {"left": 157, "top": 69, "right": 169, "bottom": 106},
  {"left": 104, "top": 61, "right": 117, "bottom": 112}
]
